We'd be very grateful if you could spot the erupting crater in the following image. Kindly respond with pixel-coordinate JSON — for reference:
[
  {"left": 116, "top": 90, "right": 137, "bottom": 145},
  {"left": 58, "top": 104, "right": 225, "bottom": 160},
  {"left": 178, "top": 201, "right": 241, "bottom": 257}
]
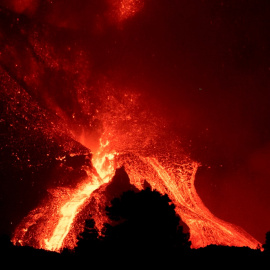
[{"left": 12, "top": 132, "right": 261, "bottom": 252}]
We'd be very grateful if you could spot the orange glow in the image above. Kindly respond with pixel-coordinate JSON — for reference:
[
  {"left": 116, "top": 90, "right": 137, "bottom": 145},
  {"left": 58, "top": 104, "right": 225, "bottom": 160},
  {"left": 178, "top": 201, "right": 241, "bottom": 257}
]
[
  {"left": 44, "top": 176, "right": 101, "bottom": 251},
  {"left": 12, "top": 144, "right": 261, "bottom": 251},
  {"left": 12, "top": 137, "right": 118, "bottom": 252},
  {"left": 39, "top": 141, "right": 117, "bottom": 252},
  {"left": 140, "top": 157, "right": 260, "bottom": 249},
  {"left": 119, "top": 0, "right": 144, "bottom": 20},
  {"left": 92, "top": 139, "right": 117, "bottom": 181},
  {"left": 12, "top": 90, "right": 261, "bottom": 251}
]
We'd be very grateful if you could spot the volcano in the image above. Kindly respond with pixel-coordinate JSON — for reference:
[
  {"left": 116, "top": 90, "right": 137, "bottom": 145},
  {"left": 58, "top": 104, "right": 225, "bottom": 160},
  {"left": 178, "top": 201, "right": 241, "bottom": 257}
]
[
  {"left": 0, "top": 0, "right": 267, "bottom": 253},
  {"left": 3, "top": 62, "right": 260, "bottom": 250}
]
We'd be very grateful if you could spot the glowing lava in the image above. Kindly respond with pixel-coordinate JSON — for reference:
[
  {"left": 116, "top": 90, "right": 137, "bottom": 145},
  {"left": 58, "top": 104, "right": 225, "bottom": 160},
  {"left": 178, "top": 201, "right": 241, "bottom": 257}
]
[
  {"left": 11, "top": 90, "right": 261, "bottom": 252},
  {"left": 12, "top": 134, "right": 261, "bottom": 252},
  {"left": 36, "top": 142, "right": 117, "bottom": 252},
  {"left": 92, "top": 139, "right": 118, "bottom": 181},
  {"left": 43, "top": 175, "right": 101, "bottom": 251}
]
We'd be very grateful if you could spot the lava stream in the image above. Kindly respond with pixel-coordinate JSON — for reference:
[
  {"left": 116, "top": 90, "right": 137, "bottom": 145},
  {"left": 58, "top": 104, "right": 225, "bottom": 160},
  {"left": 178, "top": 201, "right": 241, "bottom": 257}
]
[
  {"left": 12, "top": 143, "right": 261, "bottom": 251},
  {"left": 140, "top": 157, "right": 260, "bottom": 249},
  {"left": 44, "top": 176, "right": 101, "bottom": 251},
  {"left": 42, "top": 150, "right": 117, "bottom": 252}
]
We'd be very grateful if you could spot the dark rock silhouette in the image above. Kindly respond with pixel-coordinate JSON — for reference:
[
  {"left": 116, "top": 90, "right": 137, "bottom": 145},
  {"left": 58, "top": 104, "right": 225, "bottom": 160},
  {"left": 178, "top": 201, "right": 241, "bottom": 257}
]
[
  {"left": 263, "top": 231, "right": 270, "bottom": 253},
  {"left": 74, "top": 166, "right": 139, "bottom": 234},
  {"left": 76, "top": 186, "right": 191, "bottom": 259},
  {"left": 104, "top": 166, "right": 140, "bottom": 201}
]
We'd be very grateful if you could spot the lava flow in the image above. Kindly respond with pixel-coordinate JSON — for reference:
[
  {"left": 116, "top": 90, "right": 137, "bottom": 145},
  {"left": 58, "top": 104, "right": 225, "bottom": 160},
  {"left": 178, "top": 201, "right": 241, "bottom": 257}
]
[
  {"left": 12, "top": 126, "right": 261, "bottom": 251},
  {"left": 10, "top": 85, "right": 261, "bottom": 252},
  {"left": 44, "top": 147, "right": 117, "bottom": 251}
]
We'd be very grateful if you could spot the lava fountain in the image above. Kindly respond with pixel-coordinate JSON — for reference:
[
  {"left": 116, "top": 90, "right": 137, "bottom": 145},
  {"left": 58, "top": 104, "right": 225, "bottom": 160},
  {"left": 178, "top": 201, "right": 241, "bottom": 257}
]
[{"left": 12, "top": 91, "right": 261, "bottom": 252}]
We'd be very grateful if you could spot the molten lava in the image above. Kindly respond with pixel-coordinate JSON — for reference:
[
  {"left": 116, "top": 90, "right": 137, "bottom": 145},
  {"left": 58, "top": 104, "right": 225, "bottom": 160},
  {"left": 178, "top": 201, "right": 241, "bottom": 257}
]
[
  {"left": 43, "top": 145, "right": 117, "bottom": 251},
  {"left": 10, "top": 81, "right": 261, "bottom": 252},
  {"left": 44, "top": 175, "right": 101, "bottom": 251},
  {"left": 12, "top": 128, "right": 261, "bottom": 252}
]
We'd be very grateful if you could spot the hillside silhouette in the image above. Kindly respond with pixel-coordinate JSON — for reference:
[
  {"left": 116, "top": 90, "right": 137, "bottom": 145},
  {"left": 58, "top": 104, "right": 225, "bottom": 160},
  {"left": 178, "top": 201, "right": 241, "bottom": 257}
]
[
  {"left": 1, "top": 180, "right": 270, "bottom": 266},
  {"left": 76, "top": 187, "right": 191, "bottom": 258}
]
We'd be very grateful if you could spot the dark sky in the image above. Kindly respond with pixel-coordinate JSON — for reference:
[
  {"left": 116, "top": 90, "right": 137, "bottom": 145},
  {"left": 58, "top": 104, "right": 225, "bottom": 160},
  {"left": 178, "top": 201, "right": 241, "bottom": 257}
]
[{"left": 0, "top": 0, "right": 270, "bottom": 243}]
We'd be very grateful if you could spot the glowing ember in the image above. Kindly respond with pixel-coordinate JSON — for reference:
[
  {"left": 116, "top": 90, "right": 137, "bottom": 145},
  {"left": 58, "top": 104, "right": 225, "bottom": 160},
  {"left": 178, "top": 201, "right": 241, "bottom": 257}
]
[
  {"left": 118, "top": 0, "right": 144, "bottom": 20},
  {"left": 109, "top": 0, "right": 145, "bottom": 22}
]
